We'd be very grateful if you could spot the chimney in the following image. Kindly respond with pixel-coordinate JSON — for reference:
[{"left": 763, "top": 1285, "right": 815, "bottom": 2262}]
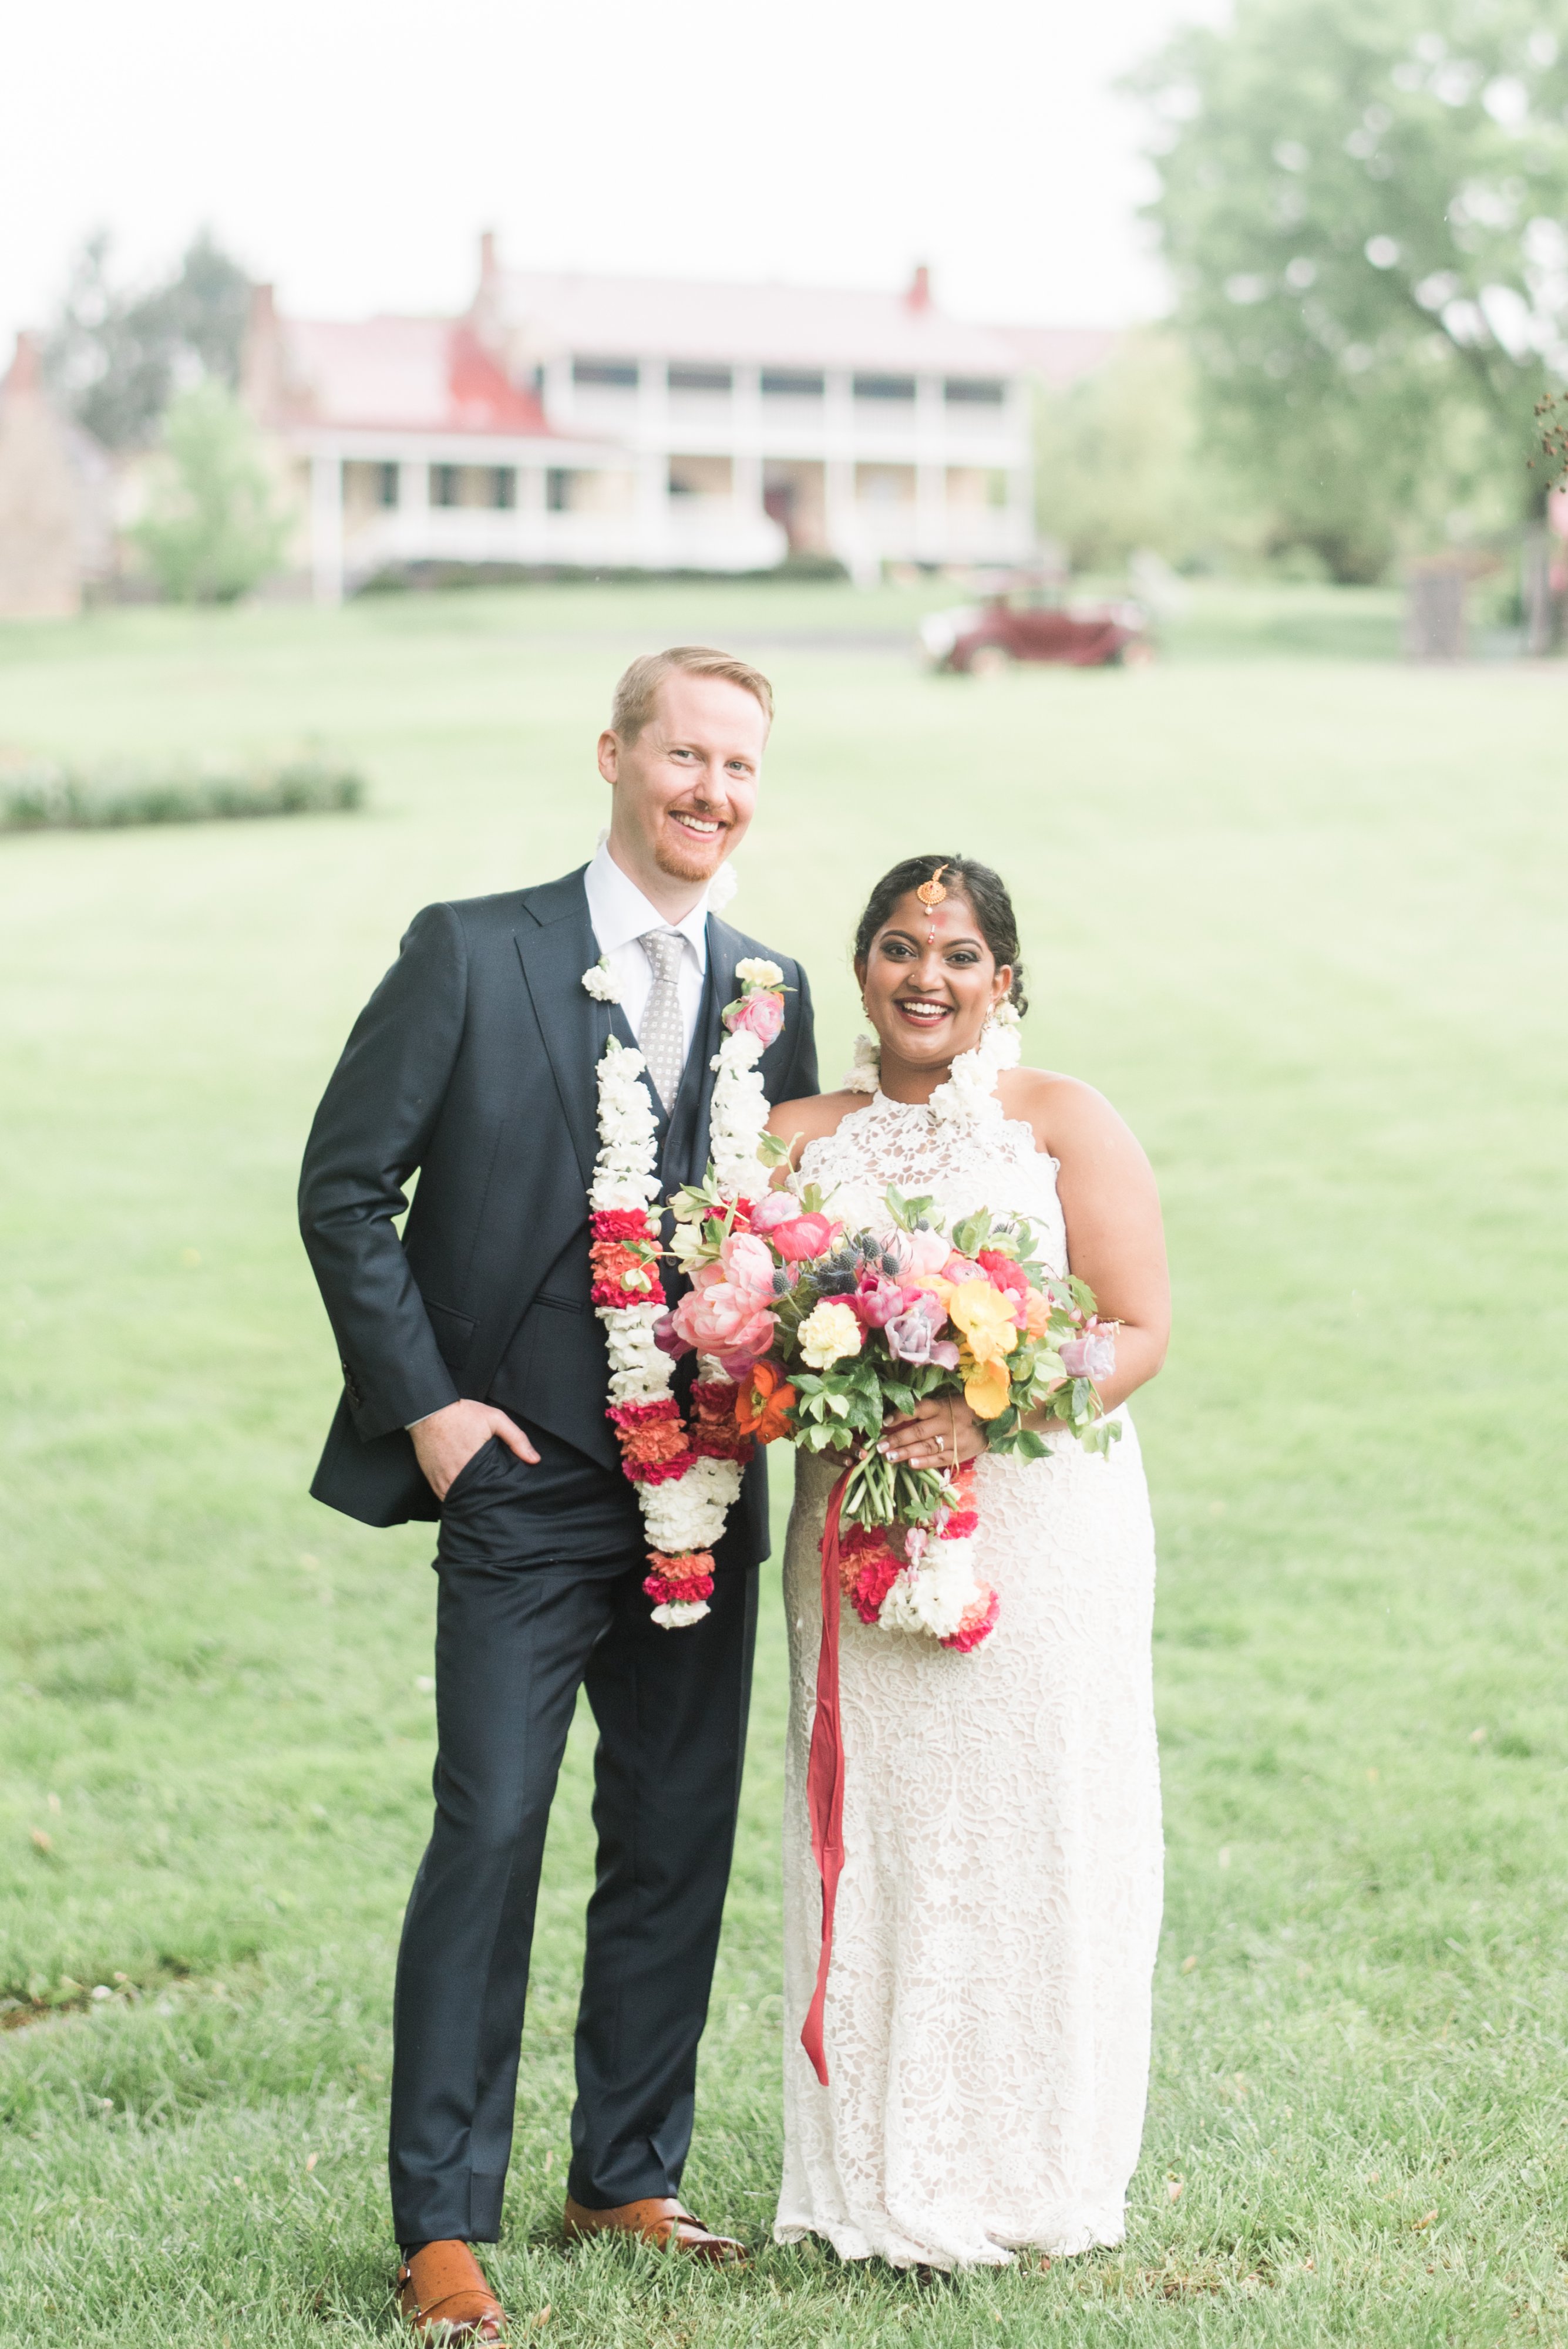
[
  {"left": 907, "top": 263, "right": 932, "bottom": 312},
  {"left": 240, "top": 284, "right": 281, "bottom": 420},
  {"left": 5, "top": 330, "right": 43, "bottom": 394}
]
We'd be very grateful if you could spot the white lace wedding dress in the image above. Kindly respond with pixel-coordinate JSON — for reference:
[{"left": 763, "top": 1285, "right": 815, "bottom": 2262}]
[{"left": 775, "top": 1083, "right": 1163, "bottom": 2270}]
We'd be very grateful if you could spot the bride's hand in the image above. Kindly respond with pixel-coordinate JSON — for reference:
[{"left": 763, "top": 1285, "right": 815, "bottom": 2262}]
[{"left": 877, "top": 1394, "right": 986, "bottom": 1470}]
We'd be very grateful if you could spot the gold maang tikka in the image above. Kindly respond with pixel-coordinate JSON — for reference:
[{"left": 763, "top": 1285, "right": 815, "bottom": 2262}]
[{"left": 914, "top": 863, "right": 949, "bottom": 917}]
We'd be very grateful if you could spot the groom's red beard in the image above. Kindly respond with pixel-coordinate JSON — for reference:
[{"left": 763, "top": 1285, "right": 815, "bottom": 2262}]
[{"left": 654, "top": 814, "right": 731, "bottom": 881}]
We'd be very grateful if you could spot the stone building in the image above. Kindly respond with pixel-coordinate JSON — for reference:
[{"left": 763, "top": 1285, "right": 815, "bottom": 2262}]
[{"left": 0, "top": 334, "right": 110, "bottom": 619}]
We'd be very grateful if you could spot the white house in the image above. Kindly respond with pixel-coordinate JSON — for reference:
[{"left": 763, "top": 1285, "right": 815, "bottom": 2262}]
[{"left": 244, "top": 240, "right": 1038, "bottom": 598}]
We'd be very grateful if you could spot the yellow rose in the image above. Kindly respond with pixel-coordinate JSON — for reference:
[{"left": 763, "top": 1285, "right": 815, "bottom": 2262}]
[
  {"left": 947, "top": 1280, "right": 1019, "bottom": 1368},
  {"left": 963, "top": 1357, "right": 1012, "bottom": 1419},
  {"left": 798, "top": 1299, "right": 864, "bottom": 1371}
]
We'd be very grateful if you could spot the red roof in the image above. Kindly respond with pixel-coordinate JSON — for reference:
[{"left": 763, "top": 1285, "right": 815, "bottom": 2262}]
[{"left": 265, "top": 313, "right": 550, "bottom": 436}]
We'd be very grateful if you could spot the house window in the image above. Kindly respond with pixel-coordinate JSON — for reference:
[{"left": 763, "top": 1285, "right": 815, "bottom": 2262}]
[
  {"left": 668, "top": 454, "right": 732, "bottom": 498},
  {"left": 430, "top": 465, "right": 461, "bottom": 507},
  {"left": 669, "top": 365, "right": 732, "bottom": 393},
  {"left": 853, "top": 373, "right": 916, "bottom": 402},
  {"left": 855, "top": 463, "right": 916, "bottom": 504},
  {"left": 572, "top": 358, "right": 639, "bottom": 389},
  {"left": 546, "top": 469, "right": 575, "bottom": 511},
  {"left": 377, "top": 462, "right": 399, "bottom": 507},
  {"left": 945, "top": 378, "right": 1007, "bottom": 406},
  {"left": 490, "top": 468, "right": 516, "bottom": 509},
  {"left": 762, "top": 368, "right": 825, "bottom": 397}
]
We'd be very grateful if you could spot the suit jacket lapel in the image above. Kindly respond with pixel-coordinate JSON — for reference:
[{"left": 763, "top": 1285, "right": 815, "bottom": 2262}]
[{"left": 513, "top": 870, "right": 605, "bottom": 1192}]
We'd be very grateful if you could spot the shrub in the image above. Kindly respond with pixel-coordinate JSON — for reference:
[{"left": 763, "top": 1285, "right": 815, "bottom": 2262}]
[
  {"left": 129, "top": 382, "right": 290, "bottom": 604},
  {"left": 0, "top": 757, "right": 364, "bottom": 833}
]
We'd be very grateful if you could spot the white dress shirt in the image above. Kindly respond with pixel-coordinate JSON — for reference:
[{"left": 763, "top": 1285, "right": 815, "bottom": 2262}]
[{"left": 584, "top": 842, "right": 711, "bottom": 1061}]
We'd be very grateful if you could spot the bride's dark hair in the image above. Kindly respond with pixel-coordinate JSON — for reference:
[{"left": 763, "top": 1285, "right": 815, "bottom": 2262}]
[{"left": 853, "top": 856, "right": 1028, "bottom": 1015}]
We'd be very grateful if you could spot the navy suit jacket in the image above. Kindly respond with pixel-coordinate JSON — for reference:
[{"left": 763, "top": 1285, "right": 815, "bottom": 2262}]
[{"left": 298, "top": 866, "right": 817, "bottom": 1532}]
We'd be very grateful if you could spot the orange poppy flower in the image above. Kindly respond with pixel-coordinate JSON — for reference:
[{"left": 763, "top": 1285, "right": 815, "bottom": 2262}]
[{"left": 736, "top": 1359, "right": 797, "bottom": 1443}]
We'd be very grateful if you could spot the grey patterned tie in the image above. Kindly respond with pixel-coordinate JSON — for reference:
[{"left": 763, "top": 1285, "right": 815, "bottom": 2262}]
[{"left": 637, "top": 927, "right": 688, "bottom": 1113}]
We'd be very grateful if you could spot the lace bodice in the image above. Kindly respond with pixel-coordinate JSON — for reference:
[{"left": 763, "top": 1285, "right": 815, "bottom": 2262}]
[{"left": 795, "top": 1089, "right": 1068, "bottom": 1277}]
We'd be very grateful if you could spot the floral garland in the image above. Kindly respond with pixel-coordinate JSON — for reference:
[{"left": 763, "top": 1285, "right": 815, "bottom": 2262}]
[{"left": 583, "top": 950, "right": 786, "bottom": 1627}]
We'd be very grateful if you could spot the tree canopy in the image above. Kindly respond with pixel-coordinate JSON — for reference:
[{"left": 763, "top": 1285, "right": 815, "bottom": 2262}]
[
  {"left": 44, "top": 230, "right": 251, "bottom": 452},
  {"left": 1130, "top": 0, "right": 1568, "bottom": 577}
]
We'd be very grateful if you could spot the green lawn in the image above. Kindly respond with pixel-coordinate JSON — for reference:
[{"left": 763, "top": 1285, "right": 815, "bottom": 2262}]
[{"left": 2, "top": 584, "right": 1565, "bottom": 2347}]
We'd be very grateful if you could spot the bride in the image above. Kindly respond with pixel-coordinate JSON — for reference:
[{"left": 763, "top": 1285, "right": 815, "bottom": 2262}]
[{"left": 765, "top": 854, "right": 1169, "bottom": 2273}]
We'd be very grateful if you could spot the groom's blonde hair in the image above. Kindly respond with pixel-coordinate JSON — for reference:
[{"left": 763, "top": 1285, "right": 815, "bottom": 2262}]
[{"left": 611, "top": 646, "right": 775, "bottom": 742}]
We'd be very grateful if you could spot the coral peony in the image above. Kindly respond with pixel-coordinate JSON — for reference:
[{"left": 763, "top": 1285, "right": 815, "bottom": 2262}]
[{"left": 770, "top": 1211, "right": 838, "bottom": 1263}]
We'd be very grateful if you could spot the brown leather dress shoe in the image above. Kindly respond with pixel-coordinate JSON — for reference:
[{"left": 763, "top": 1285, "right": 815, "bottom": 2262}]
[
  {"left": 563, "top": 2194, "right": 748, "bottom": 2264},
  {"left": 395, "top": 2241, "right": 509, "bottom": 2341}
]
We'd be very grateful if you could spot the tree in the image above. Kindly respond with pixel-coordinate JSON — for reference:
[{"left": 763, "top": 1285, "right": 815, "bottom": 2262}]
[
  {"left": 129, "top": 382, "right": 288, "bottom": 604},
  {"left": 1034, "top": 330, "right": 1266, "bottom": 573},
  {"left": 44, "top": 229, "right": 251, "bottom": 451},
  {"left": 1129, "top": 0, "right": 1568, "bottom": 578}
]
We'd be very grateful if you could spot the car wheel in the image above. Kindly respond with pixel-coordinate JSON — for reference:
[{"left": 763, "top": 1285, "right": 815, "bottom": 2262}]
[{"left": 968, "top": 644, "right": 1011, "bottom": 677}]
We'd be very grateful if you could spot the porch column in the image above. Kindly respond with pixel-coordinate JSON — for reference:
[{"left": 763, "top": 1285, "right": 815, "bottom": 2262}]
[
  {"left": 311, "top": 453, "right": 345, "bottom": 605},
  {"left": 399, "top": 455, "right": 429, "bottom": 566},
  {"left": 916, "top": 375, "right": 945, "bottom": 564},
  {"left": 309, "top": 451, "right": 345, "bottom": 606}
]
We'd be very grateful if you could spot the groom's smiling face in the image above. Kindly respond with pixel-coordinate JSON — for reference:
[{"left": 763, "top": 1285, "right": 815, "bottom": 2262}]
[{"left": 598, "top": 673, "right": 765, "bottom": 897}]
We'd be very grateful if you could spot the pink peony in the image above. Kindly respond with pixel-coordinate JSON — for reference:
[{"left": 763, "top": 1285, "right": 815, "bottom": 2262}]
[
  {"left": 850, "top": 1274, "right": 923, "bottom": 1330},
  {"left": 718, "top": 1230, "right": 778, "bottom": 1303},
  {"left": 727, "top": 989, "right": 786, "bottom": 1048},
  {"left": 669, "top": 1281, "right": 778, "bottom": 1375},
  {"left": 941, "top": 1254, "right": 982, "bottom": 1284},
  {"left": 906, "top": 1227, "right": 954, "bottom": 1276},
  {"left": 771, "top": 1211, "right": 838, "bottom": 1263},
  {"left": 751, "top": 1192, "right": 803, "bottom": 1234}
]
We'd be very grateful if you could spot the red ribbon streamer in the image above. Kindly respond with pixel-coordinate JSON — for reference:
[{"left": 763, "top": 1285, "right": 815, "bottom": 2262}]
[{"left": 801, "top": 1463, "right": 852, "bottom": 2086}]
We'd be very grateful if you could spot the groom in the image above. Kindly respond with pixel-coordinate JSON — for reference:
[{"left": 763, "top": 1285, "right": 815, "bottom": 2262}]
[{"left": 298, "top": 647, "right": 816, "bottom": 2338}]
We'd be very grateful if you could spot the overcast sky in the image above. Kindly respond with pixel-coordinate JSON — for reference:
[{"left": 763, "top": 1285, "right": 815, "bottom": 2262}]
[{"left": 3, "top": 0, "right": 1217, "bottom": 356}]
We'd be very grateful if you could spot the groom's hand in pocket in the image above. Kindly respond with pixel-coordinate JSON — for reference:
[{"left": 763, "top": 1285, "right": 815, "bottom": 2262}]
[{"left": 409, "top": 1399, "right": 539, "bottom": 1500}]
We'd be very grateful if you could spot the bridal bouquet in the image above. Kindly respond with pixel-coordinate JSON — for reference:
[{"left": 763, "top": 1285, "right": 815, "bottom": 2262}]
[{"left": 660, "top": 1178, "right": 1119, "bottom": 1652}]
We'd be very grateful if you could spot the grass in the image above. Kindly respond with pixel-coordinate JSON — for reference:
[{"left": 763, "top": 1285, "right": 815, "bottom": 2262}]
[{"left": 1, "top": 581, "right": 1566, "bottom": 2346}]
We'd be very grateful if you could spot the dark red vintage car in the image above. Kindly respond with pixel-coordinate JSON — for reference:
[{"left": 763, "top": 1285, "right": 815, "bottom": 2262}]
[{"left": 920, "top": 593, "right": 1151, "bottom": 672}]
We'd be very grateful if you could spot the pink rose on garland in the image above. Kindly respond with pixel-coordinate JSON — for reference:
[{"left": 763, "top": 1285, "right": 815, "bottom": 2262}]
[{"left": 726, "top": 988, "right": 786, "bottom": 1048}]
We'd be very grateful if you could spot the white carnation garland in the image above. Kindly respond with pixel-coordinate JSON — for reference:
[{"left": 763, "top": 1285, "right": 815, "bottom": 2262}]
[{"left": 583, "top": 951, "right": 783, "bottom": 1627}]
